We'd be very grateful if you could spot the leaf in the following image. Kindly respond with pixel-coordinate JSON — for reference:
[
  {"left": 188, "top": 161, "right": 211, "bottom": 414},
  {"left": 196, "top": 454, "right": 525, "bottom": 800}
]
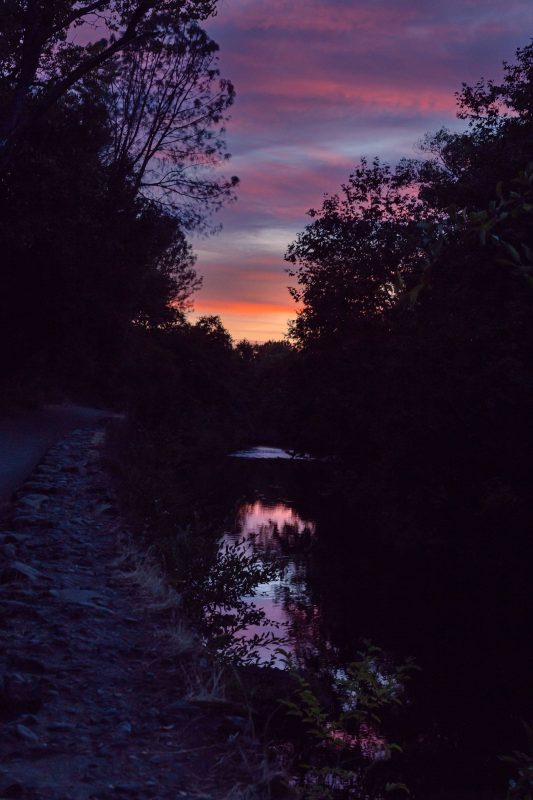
[
  {"left": 504, "top": 243, "right": 522, "bottom": 264},
  {"left": 389, "top": 742, "right": 404, "bottom": 753},
  {"left": 385, "top": 782, "right": 411, "bottom": 795}
]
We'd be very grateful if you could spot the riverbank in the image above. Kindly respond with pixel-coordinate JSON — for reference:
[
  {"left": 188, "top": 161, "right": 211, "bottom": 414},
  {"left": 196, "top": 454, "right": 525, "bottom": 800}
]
[
  {"left": 118, "top": 427, "right": 532, "bottom": 800},
  {"left": 0, "top": 425, "right": 270, "bottom": 800}
]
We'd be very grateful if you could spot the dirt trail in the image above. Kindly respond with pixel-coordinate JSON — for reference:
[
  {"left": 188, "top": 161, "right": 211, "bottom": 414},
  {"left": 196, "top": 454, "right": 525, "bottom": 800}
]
[
  {"left": 0, "top": 426, "right": 256, "bottom": 800},
  {"left": 0, "top": 405, "right": 119, "bottom": 503}
]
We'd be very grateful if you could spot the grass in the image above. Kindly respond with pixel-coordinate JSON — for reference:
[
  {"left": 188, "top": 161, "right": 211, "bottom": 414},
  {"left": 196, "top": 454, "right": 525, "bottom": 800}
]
[{"left": 123, "top": 549, "right": 182, "bottom": 612}]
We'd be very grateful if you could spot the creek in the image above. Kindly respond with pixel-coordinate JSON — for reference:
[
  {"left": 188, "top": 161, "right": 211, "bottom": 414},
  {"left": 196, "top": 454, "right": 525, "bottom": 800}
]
[{"left": 214, "top": 445, "right": 531, "bottom": 798}]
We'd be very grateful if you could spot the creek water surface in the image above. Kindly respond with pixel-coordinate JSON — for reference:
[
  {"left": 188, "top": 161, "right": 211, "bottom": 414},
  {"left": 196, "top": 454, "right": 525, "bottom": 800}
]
[{"left": 218, "top": 445, "right": 531, "bottom": 799}]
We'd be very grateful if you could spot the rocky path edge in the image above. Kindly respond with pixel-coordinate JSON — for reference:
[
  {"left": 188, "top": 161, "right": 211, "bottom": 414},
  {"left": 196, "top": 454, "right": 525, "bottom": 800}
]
[{"left": 0, "top": 425, "right": 262, "bottom": 800}]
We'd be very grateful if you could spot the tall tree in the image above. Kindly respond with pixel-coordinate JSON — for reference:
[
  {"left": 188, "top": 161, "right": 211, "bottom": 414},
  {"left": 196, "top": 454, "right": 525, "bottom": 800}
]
[
  {"left": 0, "top": 0, "right": 216, "bottom": 153},
  {"left": 105, "top": 19, "right": 237, "bottom": 229},
  {"left": 285, "top": 158, "right": 430, "bottom": 345},
  {"left": 0, "top": 73, "right": 204, "bottom": 394},
  {"left": 413, "top": 42, "right": 533, "bottom": 211}
]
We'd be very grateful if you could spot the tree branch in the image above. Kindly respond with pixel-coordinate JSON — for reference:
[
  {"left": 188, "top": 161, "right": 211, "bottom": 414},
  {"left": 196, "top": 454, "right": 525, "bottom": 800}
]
[
  {"left": 48, "top": 1, "right": 111, "bottom": 38},
  {"left": 3, "top": 2, "right": 155, "bottom": 149}
]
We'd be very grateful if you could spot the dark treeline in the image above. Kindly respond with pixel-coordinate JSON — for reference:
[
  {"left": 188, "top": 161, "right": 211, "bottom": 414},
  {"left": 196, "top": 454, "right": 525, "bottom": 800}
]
[
  {"left": 0, "top": 0, "right": 240, "bottom": 411},
  {"left": 4, "top": 9, "right": 533, "bottom": 540},
  {"left": 272, "top": 43, "right": 533, "bottom": 798},
  {"left": 283, "top": 44, "right": 533, "bottom": 517},
  {"left": 281, "top": 44, "right": 533, "bottom": 552},
  {"left": 0, "top": 2, "right": 297, "bottom": 657},
  {"left": 0, "top": 1, "right": 297, "bottom": 459}
]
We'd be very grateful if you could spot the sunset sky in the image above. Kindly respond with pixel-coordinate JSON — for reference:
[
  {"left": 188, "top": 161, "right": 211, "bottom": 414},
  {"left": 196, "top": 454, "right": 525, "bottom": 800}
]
[{"left": 188, "top": 0, "right": 532, "bottom": 341}]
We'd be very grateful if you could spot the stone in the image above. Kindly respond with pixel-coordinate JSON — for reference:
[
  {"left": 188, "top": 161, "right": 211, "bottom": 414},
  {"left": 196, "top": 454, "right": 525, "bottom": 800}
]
[
  {"left": 1, "top": 562, "right": 47, "bottom": 585},
  {"left": 15, "top": 723, "right": 39, "bottom": 743},
  {"left": 0, "top": 672, "right": 43, "bottom": 716},
  {"left": 1, "top": 544, "right": 17, "bottom": 560},
  {"left": 47, "top": 721, "right": 75, "bottom": 732},
  {"left": 48, "top": 588, "right": 114, "bottom": 614},
  {"left": 114, "top": 783, "right": 141, "bottom": 794},
  {"left": 18, "top": 494, "right": 50, "bottom": 511},
  {"left": 116, "top": 721, "right": 132, "bottom": 736}
]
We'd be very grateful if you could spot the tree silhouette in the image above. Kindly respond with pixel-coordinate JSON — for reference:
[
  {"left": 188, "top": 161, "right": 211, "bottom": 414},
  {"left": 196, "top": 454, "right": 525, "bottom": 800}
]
[
  {"left": 105, "top": 19, "right": 237, "bottom": 229},
  {"left": 285, "top": 158, "right": 429, "bottom": 344},
  {"left": 0, "top": 0, "right": 217, "bottom": 154}
]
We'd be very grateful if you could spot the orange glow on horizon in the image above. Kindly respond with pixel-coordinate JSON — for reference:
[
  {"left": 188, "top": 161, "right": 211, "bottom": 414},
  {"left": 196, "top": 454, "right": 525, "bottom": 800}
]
[{"left": 190, "top": 298, "right": 299, "bottom": 343}]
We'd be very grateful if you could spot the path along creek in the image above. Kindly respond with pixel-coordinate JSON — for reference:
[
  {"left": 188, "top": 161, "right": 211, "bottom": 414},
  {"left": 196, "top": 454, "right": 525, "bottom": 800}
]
[{"left": 0, "top": 427, "right": 263, "bottom": 800}]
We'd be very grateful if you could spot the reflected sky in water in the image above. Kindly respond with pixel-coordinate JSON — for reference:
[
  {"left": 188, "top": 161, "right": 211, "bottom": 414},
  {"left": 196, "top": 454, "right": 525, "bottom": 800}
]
[
  {"left": 223, "top": 499, "right": 320, "bottom": 663},
  {"left": 219, "top": 450, "right": 530, "bottom": 791},
  {"left": 238, "top": 500, "right": 316, "bottom": 539},
  {"left": 229, "top": 445, "right": 314, "bottom": 461}
]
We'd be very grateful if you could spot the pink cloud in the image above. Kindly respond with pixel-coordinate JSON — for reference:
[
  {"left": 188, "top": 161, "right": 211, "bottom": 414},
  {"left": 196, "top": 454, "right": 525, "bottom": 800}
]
[
  {"left": 211, "top": 1, "right": 414, "bottom": 34},
  {"left": 195, "top": 299, "right": 294, "bottom": 314},
  {"left": 236, "top": 77, "right": 457, "bottom": 114},
  {"left": 196, "top": 261, "right": 295, "bottom": 303},
  {"left": 211, "top": 0, "right": 530, "bottom": 36}
]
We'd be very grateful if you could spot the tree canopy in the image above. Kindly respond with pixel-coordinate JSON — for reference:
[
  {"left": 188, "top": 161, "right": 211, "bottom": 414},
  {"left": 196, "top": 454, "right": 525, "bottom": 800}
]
[
  {"left": 0, "top": 0, "right": 218, "bottom": 151},
  {"left": 285, "top": 158, "right": 430, "bottom": 344},
  {"left": 0, "top": 0, "right": 238, "bottom": 400}
]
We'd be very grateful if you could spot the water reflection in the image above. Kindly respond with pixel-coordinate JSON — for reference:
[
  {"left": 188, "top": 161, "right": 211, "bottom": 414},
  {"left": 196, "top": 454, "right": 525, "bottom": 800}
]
[
  {"left": 229, "top": 445, "right": 313, "bottom": 461},
  {"left": 237, "top": 500, "right": 316, "bottom": 545},
  {"left": 223, "top": 499, "right": 320, "bottom": 663},
  {"left": 218, "top": 450, "right": 529, "bottom": 796}
]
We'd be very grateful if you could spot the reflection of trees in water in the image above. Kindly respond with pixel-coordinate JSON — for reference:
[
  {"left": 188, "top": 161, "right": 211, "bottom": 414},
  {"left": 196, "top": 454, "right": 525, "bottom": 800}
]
[
  {"left": 246, "top": 523, "right": 313, "bottom": 558},
  {"left": 285, "top": 597, "right": 325, "bottom": 665},
  {"left": 237, "top": 501, "right": 315, "bottom": 544},
  {"left": 230, "top": 498, "right": 331, "bottom": 665}
]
